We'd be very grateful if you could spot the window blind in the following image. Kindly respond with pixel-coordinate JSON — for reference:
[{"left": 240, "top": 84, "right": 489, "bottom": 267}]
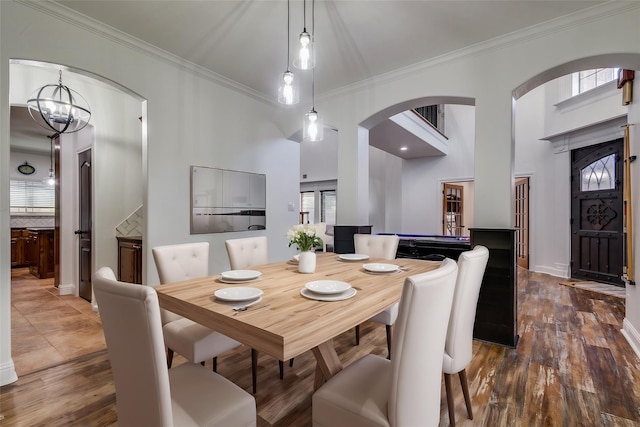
[{"left": 10, "top": 180, "right": 55, "bottom": 213}]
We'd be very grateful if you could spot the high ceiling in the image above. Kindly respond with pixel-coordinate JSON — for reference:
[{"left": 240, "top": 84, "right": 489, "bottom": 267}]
[{"left": 54, "top": 0, "right": 604, "bottom": 102}]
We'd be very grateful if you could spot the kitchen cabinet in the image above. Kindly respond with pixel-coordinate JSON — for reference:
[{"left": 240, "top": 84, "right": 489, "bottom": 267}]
[
  {"left": 11, "top": 229, "right": 29, "bottom": 267},
  {"left": 118, "top": 236, "right": 142, "bottom": 284},
  {"left": 28, "top": 228, "right": 55, "bottom": 279}
]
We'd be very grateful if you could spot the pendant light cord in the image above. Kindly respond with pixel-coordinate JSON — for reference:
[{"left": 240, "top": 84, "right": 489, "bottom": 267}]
[
  {"left": 303, "top": 0, "right": 307, "bottom": 31},
  {"left": 311, "top": 0, "right": 315, "bottom": 109},
  {"left": 49, "top": 135, "right": 53, "bottom": 171},
  {"left": 286, "top": 0, "right": 290, "bottom": 69}
]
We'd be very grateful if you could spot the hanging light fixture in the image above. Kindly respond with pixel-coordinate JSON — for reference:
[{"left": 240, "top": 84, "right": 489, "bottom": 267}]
[
  {"left": 278, "top": 0, "right": 299, "bottom": 105},
  {"left": 303, "top": 0, "right": 323, "bottom": 142},
  {"left": 293, "top": 0, "right": 315, "bottom": 70},
  {"left": 43, "top": 134, "right": 57, "bottom": 186},
  {"left": 27, "top": 70, "right": 91, "bottom": 134}
]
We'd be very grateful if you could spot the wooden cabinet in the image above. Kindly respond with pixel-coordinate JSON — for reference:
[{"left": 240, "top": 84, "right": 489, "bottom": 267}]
[
  {"left": 470, "top": 228, "right": 519, "bottom": 348},
  {"left": 118, "top": 237, "right": 143, "bottom": 284},
  {"left": 11, "top": 229, "right": 29, "bottom": 267},
  {"left": 27, "top": 228, "right": 55, "bottom": 279}
]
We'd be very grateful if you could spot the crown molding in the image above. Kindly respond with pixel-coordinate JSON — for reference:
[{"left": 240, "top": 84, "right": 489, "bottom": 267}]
[{"left": 15, "top": 0, "right": 276, "bottom": 106}]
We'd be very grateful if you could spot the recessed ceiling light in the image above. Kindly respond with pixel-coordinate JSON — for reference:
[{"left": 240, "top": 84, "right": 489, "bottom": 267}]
[{"left": 400, "top": 146, "right": 408, "bottom": 151}]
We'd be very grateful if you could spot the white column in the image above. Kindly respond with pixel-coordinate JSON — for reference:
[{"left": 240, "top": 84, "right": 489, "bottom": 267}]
[
  {"left": 336, "top": 120, "right": 369, "bottom": 225},
  {"left": 622, "top": 95, "right": 640, "bottom": 358}
]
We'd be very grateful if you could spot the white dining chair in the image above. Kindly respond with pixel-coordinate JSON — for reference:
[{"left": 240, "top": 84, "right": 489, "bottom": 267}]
[
  {"left": 94, "top": 267, "right": 256, "bottom": 427},
  {"left": 312, "top": 258, "right": 458, "bottom": 427},
  {"left": 311, "top": 222, "right": 331, "bottom": 252},
  {"left": 443, "top": 245, "right": 489, "bottom": 427},
  {"left": 224, "top": 235, "right": 292, "bottom": 393},
  {"left": 353, "top": 233, "right": 400, "bottom": 358},
  {"left": 225, "top": 236, "right": 268, "bottom": 270},
  {"left": 152, "top": 242, "right": 242, "bottom": 372}
]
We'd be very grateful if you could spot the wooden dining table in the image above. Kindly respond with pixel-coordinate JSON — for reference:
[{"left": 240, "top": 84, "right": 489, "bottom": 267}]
[{"left": 155, "top": 252, "right": 440, "bottom": 388}]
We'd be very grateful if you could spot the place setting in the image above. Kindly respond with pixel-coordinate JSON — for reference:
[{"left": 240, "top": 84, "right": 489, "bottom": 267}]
[
  {"left": 362, "top": 263, "right": 401, "bottom": 275},
  {"left": 337, "top": 253, "right": 370, "bottom": 262},
  {"left": 300, "top": 280, "right": 357, "bottom": 301},
  {"left": 213, "top": 286, "right": 265, "bottom": 312},
  {"left": 217, "top": 269, "right": 262, "bottom": 284}
]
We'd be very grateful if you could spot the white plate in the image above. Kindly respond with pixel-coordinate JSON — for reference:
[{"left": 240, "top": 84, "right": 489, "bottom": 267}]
[
  {"left": 220, "top": 270, "right": 262, "bottom": 281},
  {"left": 339, "top": 253, "right": 370, "bottom": 261},
  {"left": 362, "top": 263, "right": 399, "bottom": 273},
  {"left": 218, "top": 277, "right": 259, "bottom": 284},
  {"left": 300, "top": 287, "right": 357, "bottom": 301},
  {"left": 214, "top": 287, "right": 263, "bottom": 302},
  {"left": 305, "top": 280, "right": 351, "bottom": 295},
  {"left": 214, "top": 296, "right": 262, "bottom": 308},
  {"left": 290, "top": 254, "right": 300, "bottom": 264}
]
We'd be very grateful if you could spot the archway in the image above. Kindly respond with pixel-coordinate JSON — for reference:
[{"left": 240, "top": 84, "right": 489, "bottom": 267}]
[
  {"left": 8, "top": 59, "right": 147, "bottom": 377},
  {"left": 358, "top": 96, "right": 476, "bottom": 235},
  {"left": 512, "top": 54, "right": 640, "bottom": 281}
]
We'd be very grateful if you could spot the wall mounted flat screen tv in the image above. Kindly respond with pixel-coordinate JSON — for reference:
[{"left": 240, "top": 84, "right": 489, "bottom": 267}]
[{"left": 190, "top": 166, "right": 266, "bottom": 234}]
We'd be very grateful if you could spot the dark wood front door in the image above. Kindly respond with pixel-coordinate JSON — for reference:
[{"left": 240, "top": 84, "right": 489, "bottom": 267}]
[
  {"left": 77, "top": 149, "right": 92, "bottom": 301},
  {"left": 571, "top": 139, "right": 624, "bottom": 286}
]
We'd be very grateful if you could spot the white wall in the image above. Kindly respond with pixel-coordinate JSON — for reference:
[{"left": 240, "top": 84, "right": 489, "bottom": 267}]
[
  {"left": 300, "top": 128, "right": 338, "bottom": 182},
  {"left": 9, "top": 151, "right": 51, "bottom": 182},
  {"left": 369, "top": 146, "right": 402, "bottom": 234}
]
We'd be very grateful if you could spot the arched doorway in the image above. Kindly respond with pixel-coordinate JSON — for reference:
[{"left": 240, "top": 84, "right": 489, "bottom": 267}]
[{"left": 8, "top": 60, "right": 146, "bottom": 375}]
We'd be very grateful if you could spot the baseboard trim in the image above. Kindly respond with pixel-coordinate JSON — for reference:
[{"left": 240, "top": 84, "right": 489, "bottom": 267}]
[
  {"left": 0, "top": 359, "right": 18, "bottom": 386},
  {"left": 533, "top": 264, "right": 569, "bottom": 278},
  {"left": 621, "top": 318, "right": 640, "bottom": 361},
  {"left": 58, "top": 283, "right": 75, "bottom": 296}
]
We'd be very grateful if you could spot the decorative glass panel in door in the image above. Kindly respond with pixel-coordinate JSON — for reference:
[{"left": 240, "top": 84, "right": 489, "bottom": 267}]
[{"left": 443, "top": 183, "right": 463, "bottom": 236}]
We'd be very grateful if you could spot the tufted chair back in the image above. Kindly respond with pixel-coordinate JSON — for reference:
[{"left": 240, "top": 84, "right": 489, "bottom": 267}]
[
  {"left": 152, "top": 242, "right": 209, "bottom": 325},
  {"left": 225, "top": 236, "right": 268, "bottom": 270},
  {"left": 354, "top": 233, "right": 399, "bottom": 260}
]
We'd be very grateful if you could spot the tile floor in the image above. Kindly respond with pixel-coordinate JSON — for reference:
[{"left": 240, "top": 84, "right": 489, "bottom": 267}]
[{"left": 10, "top": 268, "right": 106, "bottom": 376}]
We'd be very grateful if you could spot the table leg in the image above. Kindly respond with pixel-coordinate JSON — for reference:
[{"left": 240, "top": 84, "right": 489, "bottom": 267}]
[{"left": 311, "top": 339, "right": 343, "bottom": 390}]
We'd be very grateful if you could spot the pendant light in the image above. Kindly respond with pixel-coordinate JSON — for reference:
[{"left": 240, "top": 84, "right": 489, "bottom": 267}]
[
  {"left": 43, "top": 134, "right": 56, "bottom": 186},
  {"left": 293, "top": 0, "right": 315, "bottom": 70},
  {"left": 303, "top": 0, "right": 323, "bottom": 142},
  {"left": 27, "top": 70, "right": 91, "bottom": 134},
  {"left": 278, "top": 0, "right": 299, "bottom": 105},
  {"left": 303, "top": 68, "right": 324, "bottom": 141}
]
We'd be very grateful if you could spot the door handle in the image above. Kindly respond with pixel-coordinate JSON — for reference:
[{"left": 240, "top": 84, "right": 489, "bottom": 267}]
[{"left": 74, "top": 229, "right": 88, "bottom": 235}]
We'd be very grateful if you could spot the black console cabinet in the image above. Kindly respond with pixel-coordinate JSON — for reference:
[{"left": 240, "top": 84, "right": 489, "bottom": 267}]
[
  {"left": 333, "top": 225, "right": 372, "bottom": 254},
  {"left": 392, "top": 234, "right": 471, "bottom": 261},
  {"left": 470, "top": 228, "right": 518, "bottom": 348}
]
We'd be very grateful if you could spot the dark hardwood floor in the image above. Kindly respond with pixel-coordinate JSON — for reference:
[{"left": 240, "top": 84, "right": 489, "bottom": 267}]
[{"left": 1, "top": 268, "right": 639, "bottom": 426}]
